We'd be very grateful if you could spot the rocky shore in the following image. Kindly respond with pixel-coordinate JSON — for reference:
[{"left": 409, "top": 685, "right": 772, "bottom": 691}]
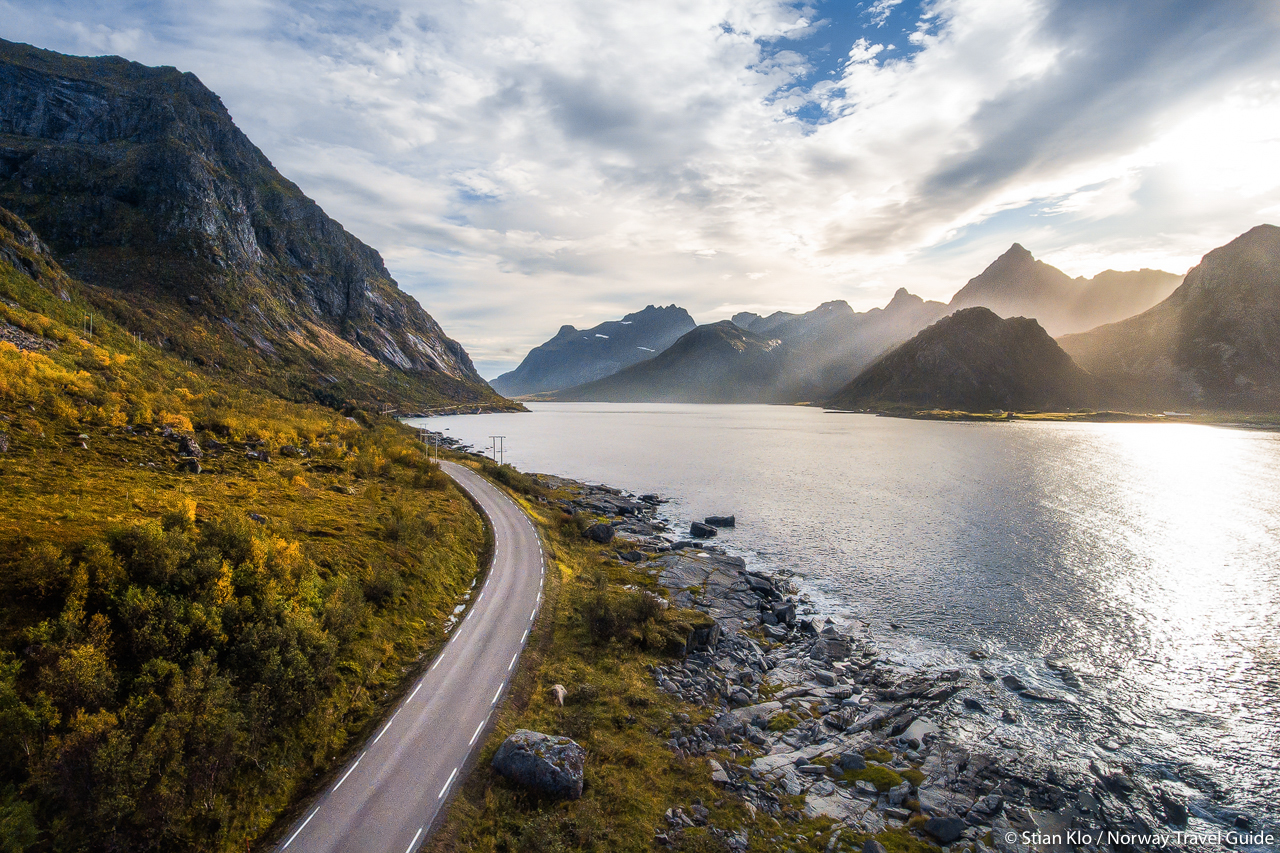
[{"left": 539, "top": 474, "right": 1221, "bottom": 853}]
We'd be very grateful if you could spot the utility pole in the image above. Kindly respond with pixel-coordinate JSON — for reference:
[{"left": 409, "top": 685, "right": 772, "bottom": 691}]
[{"left": 488, "top": 435, "right": 505, "bottom": 465}]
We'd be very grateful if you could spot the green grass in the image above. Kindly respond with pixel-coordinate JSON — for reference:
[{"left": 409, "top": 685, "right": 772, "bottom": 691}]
[{"left": 841, "top": 766, "right": 904, "bottom": 793}]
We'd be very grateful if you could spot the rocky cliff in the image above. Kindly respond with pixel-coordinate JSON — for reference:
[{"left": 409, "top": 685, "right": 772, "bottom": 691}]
[
  {"left": 828, "top": 307, "right": 1103, "bottom": 412},
  {"left": 1059, "top": 224, "right": 1280, "bottom": 411},
  {"left": 491, "top": 304, "right": 695, "bottom": 397},
  {"left": 949, "top": 244, "right": 1181, "bottom": 336},
  {"left": 0, "top": 38, "right": 505, "bottom": 411}
]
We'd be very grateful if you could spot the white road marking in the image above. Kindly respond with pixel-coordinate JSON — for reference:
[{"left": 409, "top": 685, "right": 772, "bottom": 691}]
[
  {"left": 530, "top": 607, "right": 537, "bottom": 620},
  {"left": 521, "top": 627, "right": 529, "bottom": 643},
  {"left": 282, "top": 807, "right": 320, "bottom": 849},
  {"left": 508, "top": 652, "right": 518, "bottom": 671},
  {"left": 439, "top": 768, "right": 458, "bottom": 799},
  {"left": 404, "top": 826, "right": 424, "bottom": 853},
  {"left": 407, "top": 682, "right": 423, "bottom": 703},
  {"left": 492, "top": 685, "right": 503, "bottom": 704},
  {"left": 431, "top": 657, "right": 441, "bottom": 671},
  {"left": 332, "top": 754, "right": 363, "bottom": 792},
  {"left": 373, "top": 712, "right": 398, "bottom": 745},
  {"left": 470, "top": 719, "right": 486, "bottom": 745}
]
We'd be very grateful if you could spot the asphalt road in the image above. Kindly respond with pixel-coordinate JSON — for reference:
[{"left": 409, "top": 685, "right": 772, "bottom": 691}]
[{"left": 275, "top": 460, "right": 545, "bottom": 853}]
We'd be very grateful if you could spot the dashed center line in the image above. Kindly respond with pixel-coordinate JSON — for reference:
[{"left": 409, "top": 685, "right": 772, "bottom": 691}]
[
  {"left": 492, "top": 685, "right": 503, "bottom": 704},
  {"left": 508, "top": 651, "right": 518, "bottom": 671},
  {"left": 407, "top": 681, "right": 423, "bottom": 703},
  {"left": 470, "top": 718, "right": 486, "bottom": 745},
  {"left": 404, "top": 826, "right": 424, "bottom": 853}
]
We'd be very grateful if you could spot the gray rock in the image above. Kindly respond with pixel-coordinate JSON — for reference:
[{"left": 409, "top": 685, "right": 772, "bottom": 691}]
[
  {"left": 1001, "top": 674, "right": 1028, "bottom": 692},
  {"left": 1158, "top": 789, "right": 1188, "bottom": 826},
  {"left": 705, "top": 515, "right": 736, "bottom": 527},
  {"left": 690, "top": 521, "right": 718, "bottom": 538},
  {"left": 181, "top": 458, "right": 202, "bottom": 474},
  {"left": 177, "top": 434, "right": 203, "bottom": 458},
  {"left": 584, "top": 523, "right": 615, "bottom": 544},
  {"left": 491, "top": 730, "right": 586, "bottom": 799},
  {"left": 837, "top": 752, "right": 866, "bottom": 771},
  {"left": 815, "top": 670, "right": 838, "bottom": 687},
  {"left": 709, "top": 759, "right": 731, "bottom": 785},
  {"left": 963, "top": 697, "right": 987, "bottom": 712},
  {"left": 863, "top": 840, "right": 888, "bottom": 853},
  {"left": 923, "top": 816, "right": 967, "bottom": 843},
  {"left": 619, "top": 550, "right": 646, "bottom": 563}
]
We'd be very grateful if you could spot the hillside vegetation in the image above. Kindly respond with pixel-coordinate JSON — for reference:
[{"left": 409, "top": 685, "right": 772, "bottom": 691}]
[{"left": 0, "top": 205, "right": 487, "bottom": 851}]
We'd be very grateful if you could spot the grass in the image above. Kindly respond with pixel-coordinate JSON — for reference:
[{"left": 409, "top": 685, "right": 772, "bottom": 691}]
[
  {"left": 841, "top": 766, "right": 905, "bottom": 793},
  {"left": 0, "top": 212, "right": 492, "bottom": 852}
]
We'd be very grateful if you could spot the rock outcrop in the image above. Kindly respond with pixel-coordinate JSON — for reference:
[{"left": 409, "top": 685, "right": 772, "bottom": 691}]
[
  {"left": 491, "top": 730, "right": 586, "bottom": 799},
  {"left": 0, "top": 38, "right": 506, "bottom": 411}
]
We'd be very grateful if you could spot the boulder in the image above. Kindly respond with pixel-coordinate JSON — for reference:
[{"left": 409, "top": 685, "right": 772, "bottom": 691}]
[
  {"left": 705, "top": 515, "right": 736, "bottom": 527},
  {"left": 618, "top": 550, "right": 646, "bottom": 563},
  {"left": 177, "top": 435, "right": 203, "bottom": 458},
  {"left": 689, "top": 521, "right": 718, "bottom": 538},
  {"left": 181, "top": 459, "right": 202, "bottom": 474},
  {"left": 837, "top": 752, "right": 866, "bottom": 771},
  {"left": 863, "top": 840, "right": 888, "bottom": 853},
  {"left": 1001, "top": 674, "right": 1028, "bottom": 692},
  {"left": 550, "top": 684, "right": 567, "bottom": 707},
  {"left": 923, "top": 816, "right": 967, "bottom": 844},
  {"left": 491, "top": 730, "right": 585, "bottom": 799},
  {"left": 584, "top": 523, "right": 615, "bottom": 544}
]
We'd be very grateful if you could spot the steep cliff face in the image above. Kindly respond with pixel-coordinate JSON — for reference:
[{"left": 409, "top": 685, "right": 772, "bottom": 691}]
[
  {"left": 0, "top": 39, "right": 502, "bottom": 410},
  {"left": 829, "top": 307, "right": 1103, "bottom": 412},
  {"left": 491, "top": 304, "right": 695, "bottom": 396},
  {"left": 1059, "top": 225, "right": 1280, "bottom": 411}
]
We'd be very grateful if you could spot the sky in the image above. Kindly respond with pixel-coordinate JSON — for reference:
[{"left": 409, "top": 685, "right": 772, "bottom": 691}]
[{"left": 4, "top": 0, "right": 1280, "bottom": 378}]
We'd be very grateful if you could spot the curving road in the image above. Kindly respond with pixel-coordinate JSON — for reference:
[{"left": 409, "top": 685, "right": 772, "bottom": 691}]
[{"left": 275, "top": 460, "right": 545, "bottom": 853}]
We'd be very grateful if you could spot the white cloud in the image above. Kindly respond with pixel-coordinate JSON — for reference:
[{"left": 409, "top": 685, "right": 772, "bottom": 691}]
[{"left": 3, "top": 0, "right": 1280, "bottom": 376}]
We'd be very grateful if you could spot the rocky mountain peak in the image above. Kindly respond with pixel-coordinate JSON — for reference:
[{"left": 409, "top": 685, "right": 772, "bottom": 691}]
[{"left": 0, "top": 38, "right": 500, "bottom": 410}]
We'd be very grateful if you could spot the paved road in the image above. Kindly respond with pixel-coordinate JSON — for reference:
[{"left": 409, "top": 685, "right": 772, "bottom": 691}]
[{"left": 276, "top": 460, "right": 545, "bottom": 853}]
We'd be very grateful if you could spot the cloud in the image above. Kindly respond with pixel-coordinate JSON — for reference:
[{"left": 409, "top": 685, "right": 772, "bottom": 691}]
[{"left": 3, "top": 0, "right": 1280, "bottom": 377}]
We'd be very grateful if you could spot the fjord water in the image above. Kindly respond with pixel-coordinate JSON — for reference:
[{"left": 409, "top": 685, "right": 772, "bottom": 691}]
[{"left": 413, "top": 404, "right": 1280, "bottom": 824}]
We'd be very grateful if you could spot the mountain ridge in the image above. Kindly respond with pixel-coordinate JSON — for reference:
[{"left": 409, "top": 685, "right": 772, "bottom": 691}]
[
  {"left": 490, "top": 304, "right": 695, "bottom": 397},
  {"left": 828, "top": 306, "right": 1104, "bottom": 412},
  {"left": 0, "top": 38, "right": 508, "bottom": 412},
  {"left": 1059, "top": 224, "right": 1280, "bottom": 411},
  {"left": 949, "top": 243, "right": 1182, "bottom": 335}
]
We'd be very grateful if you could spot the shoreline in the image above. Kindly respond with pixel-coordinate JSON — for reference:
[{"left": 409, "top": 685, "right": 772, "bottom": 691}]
[{"left": 527, "top": 470, "right": 1268, "bottom": 853}]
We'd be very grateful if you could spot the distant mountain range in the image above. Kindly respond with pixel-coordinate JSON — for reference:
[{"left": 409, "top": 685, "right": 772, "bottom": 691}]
[
  {"left": 546, "top": 321, "right": 786, "bottom": 403},
  {"left": 949, "top": 244, "right": 1183, "bottom": 336},
  {"left": 1059, "top": 224, "right": 1280, "bottom": 411},
  {"left": 828, "top": 307, "right": 1102, "bottom": 412},
  {"left": 491, "top": 304, "right": 694, "bottom": 397},
  {"left": 541, "top": 289, "right": 949, "bottom": 403},
  {"left": 0, "top": 39, "right": 505, "bottom": 412}
]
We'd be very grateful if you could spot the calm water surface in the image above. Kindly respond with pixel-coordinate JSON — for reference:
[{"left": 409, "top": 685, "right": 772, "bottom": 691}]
[{"left": 411, "top": 404, "right": 1280, "bottom": 827}]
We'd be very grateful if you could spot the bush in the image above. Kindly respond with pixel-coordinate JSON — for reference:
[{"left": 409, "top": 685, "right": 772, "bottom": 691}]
[{"left": 842, "top": 765, "right": 904, "bottom": 792}]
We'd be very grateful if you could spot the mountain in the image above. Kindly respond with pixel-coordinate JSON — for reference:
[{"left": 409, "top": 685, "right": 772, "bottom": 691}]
[
  {"left": 0, "top": 38, "right": 507, "bottom": 412},
  {"left": 490, "top": 304, "right": 695, "bottom": 396},
  {"left": 545, "top": 321, "right": 787, "bottom": 403},
  {"left": 1059, "top": 225, "right": 1280, "bottom": 411},
  {"left": 767, "top": 290, "right": 951, "bottom": 399},
  {"left": 544, "top": 291, "right": 948, "bottom": 404},
  {"left": 828, "top": 307, "right": 1102, "bottom": 412},
  {"left": 949, "top": 244, "right": 1182, "bottom": 335}
]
